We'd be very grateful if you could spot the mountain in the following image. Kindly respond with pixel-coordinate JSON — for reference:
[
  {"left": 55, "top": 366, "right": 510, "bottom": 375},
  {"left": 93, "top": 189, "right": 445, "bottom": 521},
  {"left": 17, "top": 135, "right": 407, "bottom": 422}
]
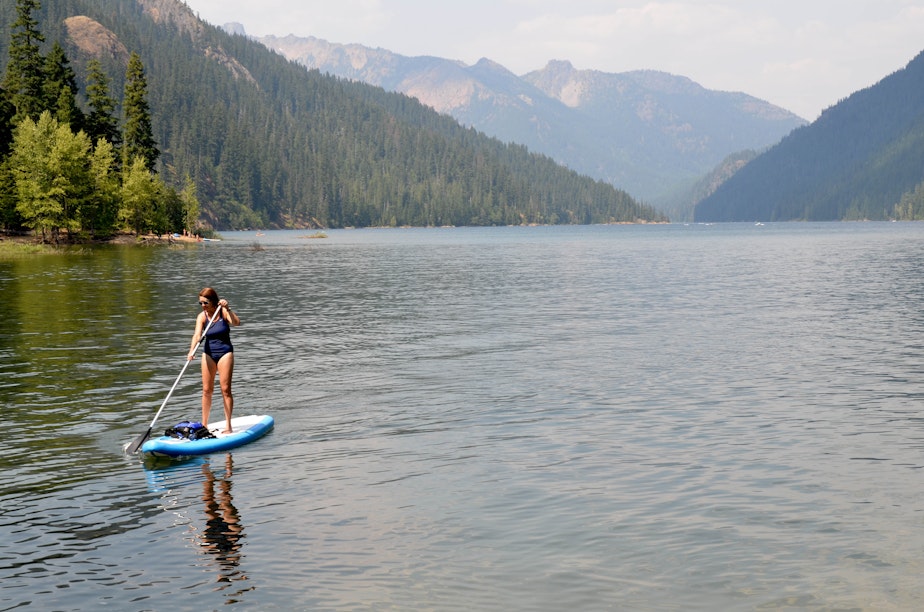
[
  {"left": 695, "top": 50, "right": 924, "bottom": 222},
  {"left": 258, "top": 33, "right": 806, "bottom": 211},
  {"left": 0, "top": 0, "right": 664, "bottom": 230}
]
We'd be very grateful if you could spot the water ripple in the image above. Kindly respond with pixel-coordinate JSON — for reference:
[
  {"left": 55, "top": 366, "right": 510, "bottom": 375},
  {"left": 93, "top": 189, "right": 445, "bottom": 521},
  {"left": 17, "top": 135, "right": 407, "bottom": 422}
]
[{"left": 4, "top": 225, "right": 924, "bottom": 610}]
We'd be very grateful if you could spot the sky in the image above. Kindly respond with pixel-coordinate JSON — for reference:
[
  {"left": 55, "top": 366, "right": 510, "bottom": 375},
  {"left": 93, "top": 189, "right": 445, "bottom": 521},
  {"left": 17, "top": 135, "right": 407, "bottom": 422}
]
[{"left": 180, "top": 0, "right": 924, "bottom": 120}]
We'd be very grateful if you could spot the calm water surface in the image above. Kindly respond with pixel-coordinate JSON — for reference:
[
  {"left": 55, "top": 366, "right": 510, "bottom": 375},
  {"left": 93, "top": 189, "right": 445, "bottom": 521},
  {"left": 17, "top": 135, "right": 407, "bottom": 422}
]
[{"left": 2, "top": 223, "right": 924, "bottom": 610}]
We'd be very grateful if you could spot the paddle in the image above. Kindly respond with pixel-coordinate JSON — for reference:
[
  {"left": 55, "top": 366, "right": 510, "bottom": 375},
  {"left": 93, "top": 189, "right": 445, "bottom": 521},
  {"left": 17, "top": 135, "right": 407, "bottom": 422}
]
[{"left": 126, "top": 304, "right": 223, "bottom": 454}]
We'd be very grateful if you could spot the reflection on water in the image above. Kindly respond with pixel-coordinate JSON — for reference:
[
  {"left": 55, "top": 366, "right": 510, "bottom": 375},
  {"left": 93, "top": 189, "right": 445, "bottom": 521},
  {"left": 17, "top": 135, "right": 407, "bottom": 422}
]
[
  {"left": 146, "top": 453, "right": 252, "bottom": 604},
  {"left": 4, "top": 225, "right": 924, "bottom": 610},
  {"left": 198, "top": 455, "right": 248, "bottom": 597}
]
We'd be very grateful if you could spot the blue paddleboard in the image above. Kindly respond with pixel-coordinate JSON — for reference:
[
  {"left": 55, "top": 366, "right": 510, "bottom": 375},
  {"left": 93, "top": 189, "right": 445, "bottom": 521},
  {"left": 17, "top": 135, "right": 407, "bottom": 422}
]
[{"left": 141, "top": 414, "right": 274, "bottom": 457}]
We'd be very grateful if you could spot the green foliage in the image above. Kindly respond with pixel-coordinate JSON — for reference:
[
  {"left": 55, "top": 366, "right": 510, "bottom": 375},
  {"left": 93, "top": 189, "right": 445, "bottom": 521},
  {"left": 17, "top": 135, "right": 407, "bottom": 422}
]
[
  {"left": 4, "top": 0, "right": 45, "bottom": 122},
  {"left": 180, "top": 175, "right": 199, "bottom": 233},
  {"left": 0, "top": 87, "right": 14, "bottom": 155},
  {"left": 0, "top": 0, "right": 665, "bottom": 233},
  {"left": 10, "top": 111, "right": 91, "bottom": 241},
  {"left": 121, "top": 52, "right": 157, "bottom": 172},
  {"left": 119, "top": 156, "right": 163, "bottom": 235},
  {"left": 84, "top": 59, "right": 120, "bottom": 153},
  {"left": 83, "top": 137, "right": 118, "bottom": 236},
  {"left": 0, "top": 3, "right": 172, "bottom": 237},
  {"left": 0, "top": 157, "right": 18, "bottom": 227},
  {"left": 893, "top": 181, "right": 924, "bottom": 220},
  {"left": 43, "top": 41, "right": 84, "bottom": 129}
]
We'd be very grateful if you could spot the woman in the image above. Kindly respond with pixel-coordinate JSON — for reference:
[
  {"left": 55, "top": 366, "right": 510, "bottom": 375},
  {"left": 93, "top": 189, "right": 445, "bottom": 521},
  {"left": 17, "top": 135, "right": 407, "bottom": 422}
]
[{"left": 188, "top": 288, "right": 240, "bottom": 433}]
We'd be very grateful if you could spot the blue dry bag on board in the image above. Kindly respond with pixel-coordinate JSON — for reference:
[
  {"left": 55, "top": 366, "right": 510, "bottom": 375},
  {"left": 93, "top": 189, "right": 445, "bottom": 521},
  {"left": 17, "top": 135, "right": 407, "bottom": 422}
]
[{"left": 164, "top": 421, "right": 216, "bottom": 440}]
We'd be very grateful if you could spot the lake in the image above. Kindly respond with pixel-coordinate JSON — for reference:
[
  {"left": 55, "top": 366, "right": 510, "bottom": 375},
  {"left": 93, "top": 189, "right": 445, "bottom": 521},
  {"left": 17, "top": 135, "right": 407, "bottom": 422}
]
[{"left": 2, "top": 223, "right": 924, "bottom": 611}]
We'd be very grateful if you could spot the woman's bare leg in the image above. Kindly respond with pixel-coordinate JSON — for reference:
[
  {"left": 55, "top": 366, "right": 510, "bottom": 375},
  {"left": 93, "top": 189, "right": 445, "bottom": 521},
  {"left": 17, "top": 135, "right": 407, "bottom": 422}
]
[
  {"left": 217, "top": 353, "right": 235, "bottom": 433},
  {"left": 201, "top": 355, "right": 218, "bottom": 426}
]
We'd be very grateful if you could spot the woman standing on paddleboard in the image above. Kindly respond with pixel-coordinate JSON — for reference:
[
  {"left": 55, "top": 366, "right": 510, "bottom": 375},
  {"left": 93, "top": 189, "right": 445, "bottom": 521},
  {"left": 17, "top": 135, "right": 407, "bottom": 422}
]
[{"left": 188, "top": 288, "right": 240, "bottom": 433}]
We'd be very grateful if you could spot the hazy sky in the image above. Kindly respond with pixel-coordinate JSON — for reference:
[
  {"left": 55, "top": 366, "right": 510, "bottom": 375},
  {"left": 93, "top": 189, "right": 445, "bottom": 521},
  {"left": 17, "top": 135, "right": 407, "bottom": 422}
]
[{"left": 180, "top": 0, "right": 924, "bottom": 120}]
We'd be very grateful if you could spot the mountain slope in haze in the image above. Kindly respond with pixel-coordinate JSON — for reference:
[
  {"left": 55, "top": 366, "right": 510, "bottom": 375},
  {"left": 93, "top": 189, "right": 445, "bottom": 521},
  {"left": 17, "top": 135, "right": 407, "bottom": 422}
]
[
  {"left": 0, "top": 0, "right": 664, "bottom": 229},
  {"left": 695, "top": 49, "right": 924, "bottom": 222},
  {"left": 258, "top": 32, "right": 806, "bottom": 205}
]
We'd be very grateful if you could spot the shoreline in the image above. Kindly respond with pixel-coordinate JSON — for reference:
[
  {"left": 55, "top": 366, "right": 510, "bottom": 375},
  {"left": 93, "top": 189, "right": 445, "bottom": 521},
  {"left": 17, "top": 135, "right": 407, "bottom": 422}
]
[{"left": 0, "top": 231, "right": 209, "bottom": 255}]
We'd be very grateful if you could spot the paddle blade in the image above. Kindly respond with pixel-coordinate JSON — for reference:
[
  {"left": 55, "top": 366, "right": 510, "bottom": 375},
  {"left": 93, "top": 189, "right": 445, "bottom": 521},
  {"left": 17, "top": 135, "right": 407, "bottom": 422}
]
[{"left": 126, "top": 427, "right": 153, "bottom": 454}]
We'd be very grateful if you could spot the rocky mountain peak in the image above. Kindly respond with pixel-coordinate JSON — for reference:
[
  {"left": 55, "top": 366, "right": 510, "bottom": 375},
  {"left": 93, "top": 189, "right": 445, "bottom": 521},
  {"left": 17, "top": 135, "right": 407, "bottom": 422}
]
[
  {"left": 257, "top": 34, "right": 805, "bottom": 210},
  {"left": 63, "top": 16, "right": 129, "bottom": 63}
]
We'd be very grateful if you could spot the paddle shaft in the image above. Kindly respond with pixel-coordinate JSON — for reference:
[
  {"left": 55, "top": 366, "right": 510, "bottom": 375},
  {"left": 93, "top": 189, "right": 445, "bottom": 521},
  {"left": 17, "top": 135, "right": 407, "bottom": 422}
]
[{"left": 127, "top": 305, "right": 224, "bottom": 453}]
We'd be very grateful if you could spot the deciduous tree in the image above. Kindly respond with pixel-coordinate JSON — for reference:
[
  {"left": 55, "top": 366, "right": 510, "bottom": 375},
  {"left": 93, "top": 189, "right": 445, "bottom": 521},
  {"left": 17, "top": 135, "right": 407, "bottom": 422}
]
[
  {"left": 180, "top": 174, "right": 200, "bottom": 233},
  {"left": 82, "top": 137, "right": 119, "bottom": 236},
  {"left": 120, "top": 156, "right": 162, "bottom": 234},
  {"left": 10, "top": 111, "right": 92, "bottom": 242}
]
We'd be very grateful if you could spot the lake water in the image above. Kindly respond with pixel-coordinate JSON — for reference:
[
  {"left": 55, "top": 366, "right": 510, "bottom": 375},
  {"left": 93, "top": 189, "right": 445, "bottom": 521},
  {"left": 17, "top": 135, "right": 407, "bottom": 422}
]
[{"left": 2, "top": 223, "right": 924, "bottom": 611}]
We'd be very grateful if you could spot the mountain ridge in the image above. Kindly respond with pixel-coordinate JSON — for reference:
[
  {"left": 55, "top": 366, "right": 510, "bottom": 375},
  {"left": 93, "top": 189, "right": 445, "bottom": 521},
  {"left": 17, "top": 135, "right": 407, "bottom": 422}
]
[
  {"left": 694, "top": 49, "right": 924, "bottom": 222},
  {"left": 257, "top": 30, "right": 806, "bottom": 216}
]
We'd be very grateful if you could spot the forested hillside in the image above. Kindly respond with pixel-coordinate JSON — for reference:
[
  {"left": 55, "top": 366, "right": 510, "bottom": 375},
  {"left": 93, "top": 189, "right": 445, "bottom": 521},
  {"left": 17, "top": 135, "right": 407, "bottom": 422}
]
[
  {"left": 694, "top": 49, "right": 924, "bottom": 222},
  {"left": 0, "top": 0, "right": 665, "bottom": 232},
  {"left": 261, "top": 35, "right": 804, "bottom": 209}
]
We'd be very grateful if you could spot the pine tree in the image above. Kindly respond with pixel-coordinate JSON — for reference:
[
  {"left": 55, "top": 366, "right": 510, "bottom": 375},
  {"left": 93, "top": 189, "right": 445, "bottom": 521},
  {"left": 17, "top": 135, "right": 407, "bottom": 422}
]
[
  {"left": 0, "top": 87, "right": 15, "bottom": 156},
  {"left": 122, "top": 52, "right": 158, "bottom": 172},
  {"left": 4, "top": 0, "right": 46, "bottom": 122},
  {"left": 0, "top": 85, "right": 16, "bottom": 230},
  {"left": 43, "top": 41, "right": 85, "bottom": 131},
  {"left": 84, "top": 59, "right": 121, "bottom": 152},
  {"left": 0, "top": 157, "right": 19, "bottom": 230}
]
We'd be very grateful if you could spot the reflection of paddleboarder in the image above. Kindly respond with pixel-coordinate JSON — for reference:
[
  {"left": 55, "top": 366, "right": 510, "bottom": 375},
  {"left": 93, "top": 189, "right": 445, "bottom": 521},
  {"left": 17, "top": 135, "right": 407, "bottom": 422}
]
[{"left": 200, "top": 455, "right": 246, "bottom": 583}]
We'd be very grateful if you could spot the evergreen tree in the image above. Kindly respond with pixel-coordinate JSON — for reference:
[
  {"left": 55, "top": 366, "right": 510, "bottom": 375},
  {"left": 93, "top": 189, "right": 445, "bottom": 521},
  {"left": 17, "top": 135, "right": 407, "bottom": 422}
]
[
  {"left": 161, "top": 186, "right": 183, "bottom": 234},
  {"left": 0, "top": 158, "right": 19, "bottom": 230},
  {"left": 43, "top": 41, "right": 85, "bottom": 131},
  {"left": 4, "top": 0, "right": 46, "bottom": 122},
  {"left": 0, "top": 87, "right": 15, "bottom": 156},
  {"left": 893, "top": 181, "right": 924, "bottom": 220},
  {"left": 0, "top": 0, "right": 666, "bottom": 233},
  {"left": 122, "top": 52, "right": 158, "bottom": 172},
  {"left": 84, "top": 59, "right": 120, "bottom": 151}
]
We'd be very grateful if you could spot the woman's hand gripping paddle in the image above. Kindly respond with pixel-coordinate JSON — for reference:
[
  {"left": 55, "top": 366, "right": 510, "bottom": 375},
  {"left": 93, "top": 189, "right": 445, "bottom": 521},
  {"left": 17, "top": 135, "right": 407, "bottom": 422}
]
[{"left": 126, "top": 305, "right": 223, "bottom": 454}]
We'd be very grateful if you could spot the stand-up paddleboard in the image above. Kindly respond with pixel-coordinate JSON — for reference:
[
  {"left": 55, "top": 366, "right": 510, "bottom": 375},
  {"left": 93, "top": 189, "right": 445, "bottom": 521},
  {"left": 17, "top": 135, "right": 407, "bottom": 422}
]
[{"left": 141, "top": 414, "right": 274, "bottom": 458}]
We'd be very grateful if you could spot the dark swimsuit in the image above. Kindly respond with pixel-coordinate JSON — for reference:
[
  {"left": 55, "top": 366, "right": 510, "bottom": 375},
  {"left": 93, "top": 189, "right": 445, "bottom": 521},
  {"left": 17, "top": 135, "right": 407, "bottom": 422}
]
[{"left": 203, "top": 316, "right": 233, "bottom": 362}]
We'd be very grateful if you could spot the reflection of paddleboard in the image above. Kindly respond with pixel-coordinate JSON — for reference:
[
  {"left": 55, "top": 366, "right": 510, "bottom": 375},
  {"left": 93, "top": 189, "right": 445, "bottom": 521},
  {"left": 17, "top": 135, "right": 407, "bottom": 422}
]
[
  {"left": 143, "top": 455, "right": 209, "bottom": 492},
  {"left": 141, "top": 415, "right": 274, "bottom": 458}
]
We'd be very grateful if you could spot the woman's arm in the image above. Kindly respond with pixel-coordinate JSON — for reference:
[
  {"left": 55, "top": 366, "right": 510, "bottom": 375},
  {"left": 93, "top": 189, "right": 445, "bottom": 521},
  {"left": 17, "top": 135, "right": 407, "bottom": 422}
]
[
  {"left": 187, "top": 312, "right": 204, "bottom": 359},
  {"left": 218, "top": 299, "right": 241, "bottom": 326}
]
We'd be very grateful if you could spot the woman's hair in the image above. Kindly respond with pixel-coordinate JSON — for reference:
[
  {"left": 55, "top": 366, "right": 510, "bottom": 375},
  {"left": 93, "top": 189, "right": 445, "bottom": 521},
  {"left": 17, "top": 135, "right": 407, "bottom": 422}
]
[{"left": 199, "top": 287, "right": 219, "bottom": 305}]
